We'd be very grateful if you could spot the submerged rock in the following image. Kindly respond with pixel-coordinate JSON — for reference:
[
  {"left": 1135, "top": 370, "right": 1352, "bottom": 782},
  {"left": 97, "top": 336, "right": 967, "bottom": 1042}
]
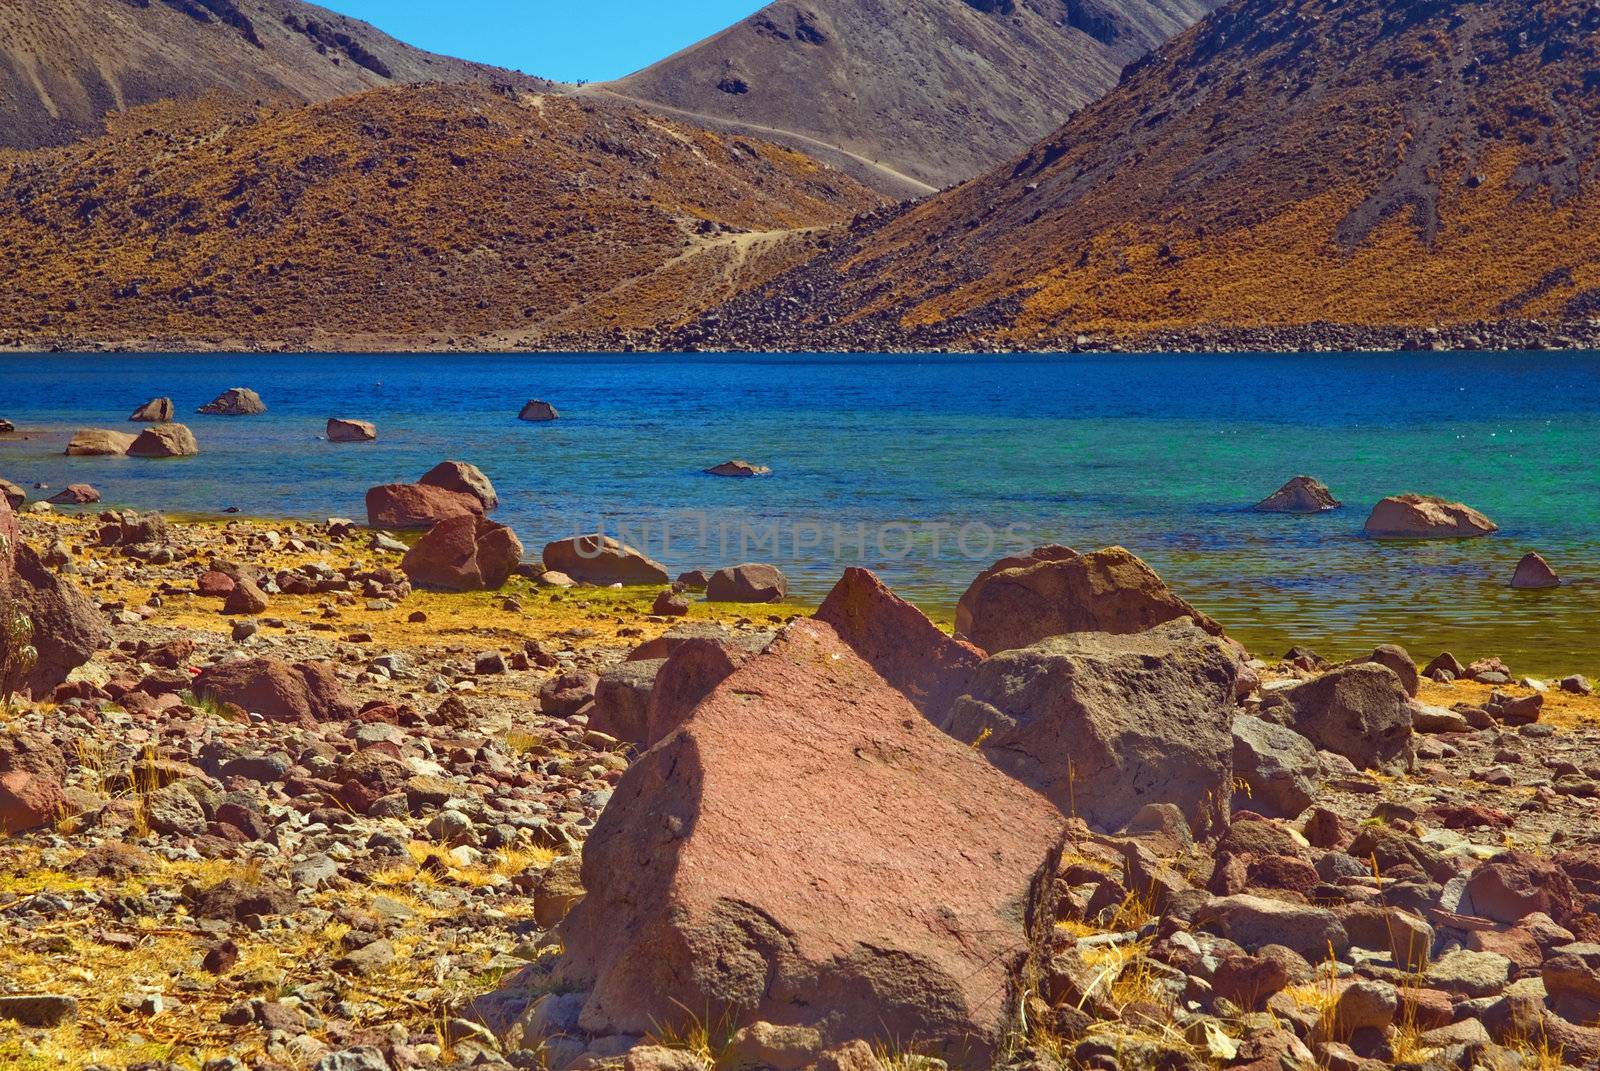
[
  {"left": 1511, "top": 552, "right": 1560, "bottom": 590},
  {"left": 65, "top": 428, "right": 135, "bottom": 456},
  {"left": 46, "top": 484, "right": 100, "bottom": 505},
  {"left": 129, "top": 397, "right": 174, "bottom": 423},
  {"left": 551, "top": 618, "right": 1065, "bottom": 1065},
  {"left": 956, "top": 544, "right": 1223, "bottom": 654},
  {"left": 127, "top": 423, "right": 199, "bottom": 458},
  {"left": 1363, "top": 494, "right": 1498, "bottom": 538},
  {"left": 1255, "top": 476, "right": 1340, "bottom": 513},
  {"left": 518, "top": 399, "right": 559, "bottom": 422},
  {"left": 327, "top": 418, "right": 377, "bottom": 443},
  {"left": 197, "top": 388, "right": 267, "bottom": 415},
  {"left": 704, "top": 459, "right": 771, "bottom": 477},
  {"left": 705, "top": 562, "right": 788, "bottom": 603}
]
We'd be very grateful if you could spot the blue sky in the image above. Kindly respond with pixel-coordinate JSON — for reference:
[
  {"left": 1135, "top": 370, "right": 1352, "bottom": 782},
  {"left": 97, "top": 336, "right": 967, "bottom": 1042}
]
[{"left": 326, "top": 1, "right": 766, "bottom": 83}]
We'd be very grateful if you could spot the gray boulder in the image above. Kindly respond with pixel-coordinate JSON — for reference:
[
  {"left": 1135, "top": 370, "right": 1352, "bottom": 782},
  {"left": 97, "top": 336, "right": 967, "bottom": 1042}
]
[
  {"left": 1231, "top": 716, "right": 1320, "bottom": 818},
  {"left": 1272, "top": 664, "right": 1414, "bottom": 773},
  {"left": 942, "top": 619, "right": 1238, "bottom": 838}
]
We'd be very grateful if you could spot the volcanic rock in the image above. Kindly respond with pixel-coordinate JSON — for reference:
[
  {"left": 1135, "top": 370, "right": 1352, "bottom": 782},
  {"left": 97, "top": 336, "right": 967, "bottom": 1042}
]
[
  {"left": 942, "top": 619, "right": 1238, "bottom": 837},
  {"left": 8, "top": 543, "right": 103, "bottom": 697},
  {"left": 1231, "top": 716, "right": 1319, "bottom": 819},
  {"left": 46, "top": 484, "right": 100, "bottom": 505},
  {"left": 551, "top": 618, "right": 1065, "bottom": 1064},
  {"left": 65, "top": 429, "right": 135, "bottom": 456},
  {"left": 418, "top": 460, "right": 498, "bottom": 511},
  {"left": 127, "top": 423, "right": 199, "bottom": 458},
  {"left": 197, "top": 388, "right": 267, "bottom": 415},
  {"left": 705, "top": 460, "right": 771, "bottom": 477},
  {"left": 401, "top": 516, "right": 523, "bottom": 592},
  {"left": 1363, "top": 495, "right": 1498, "bottom": 538},
  {"left": 0, "top": 770, "right": 65, "bottom": 833},
  {"left": 129, "top": 397, "right": 174, "bottom": 422},
  {"left": 1511, "top": 552, "right": 1561, "bottom": 590},
  {"left": 542, "top": 534, "right": 668, "bottom": 586},
  {"left": 956, "top": 545, "right": 1222, "bottom": 654},
  {"left": 327, "top": 419, "right": 377, "bottom": 443},
  {"left": 519, "top": 400, "right": 559, "bottom": 422},
  {"left": 1255, "top": 476, "right": 1340, "bottom": 513},
  {"left": 705, "top": 562, "right": 788, "bottom": 603},
  {"left": 365, "top": 483, "right": 483, "bottom": 530},
  {"left": 193, "top": 658, "right": 354, "bottom": 726},
  {"left": 1270, "top": 664, "right": 1414, "bottom": 773}
]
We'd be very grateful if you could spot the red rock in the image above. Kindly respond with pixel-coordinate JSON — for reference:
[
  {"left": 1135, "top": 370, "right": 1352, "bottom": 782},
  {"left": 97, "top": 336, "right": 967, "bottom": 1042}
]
[
  {"left": 364, "top": 483, "right": 483, "bottom": 530},
  {"left": 955, "top": 545, "right": 1223, "bottom": 654},
  {"left": 1466, "top": 927, "right": 1543, "bottom": 972},
  {"left": 326, "top": 418, "right": 377, "bottom": 443},
  {"left": 0, "top": 493, "right": 17, "bottom": 591},
  {"left": 193, "top": 658, "right": 354, "bottom": 727},
  {"left": 705, "top": 563, "right": 788, "bottom": 603},
  {"left": 401, "top": 515, "right": 523, "bottom": 591},
  {"left": 0, "top": 770, "right": 64, "bottom": 832},
  {"left": 642, "top": 637, "right": 759, "bottom": 746},
  {"left": 1464, "top": 852, "right": 1578, "bottom": 925},
  {"left": 1511, "top": 552, "right": 1561, "bottom": 589},
  {"left": 418, "top": 460, "right": 497, "bottom": 511},
  {"left": 1363, "top": 494, "right": 1497, "bottom": 538},
  {"left": 1397, "top": 987, "right": 1455, "bottom": 1030},
  {"left": 8, "top": 543, "right": 103, "bottom": 698},
  {"left": 223, "top": 578, "right": 270, "bottom": 615},
  {"left": 197, "top": 570, "right": 236, "bottom": 596},
  {"left": 46, "top": 483, "right": 100, "bottom": 504},
  {"left": 542, "top": 534, "right": 668, "bottom": 586},
  {"left": 539, "top": 670, "right": 598, "bottom": 718},
  {"left": 651, "top": 589, "right": 690, "bottom": 616},
  {"left": 1255, "top": 476, "right": 1340, "bottom": 513},
  {"left": 127, "top": 423, "right": 199, "bottom": 458},
  {"left": 814, "top": 567, "right": 982, "bottom": 718},
  {"left": 554, "top": 618, "right": 1066, "bottom": 1064}
]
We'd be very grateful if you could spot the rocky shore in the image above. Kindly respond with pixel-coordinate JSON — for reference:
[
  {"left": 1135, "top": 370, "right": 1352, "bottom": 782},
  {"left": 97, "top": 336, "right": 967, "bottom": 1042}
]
[{"left": 1, "top": 502, "right": 1599, "bottom": 1071}]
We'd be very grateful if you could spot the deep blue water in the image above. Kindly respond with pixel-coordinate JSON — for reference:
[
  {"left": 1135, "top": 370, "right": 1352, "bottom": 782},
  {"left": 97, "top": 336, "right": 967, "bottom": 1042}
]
[{"left": 1, "top": 352, "right": 1597, "bottom": 673}]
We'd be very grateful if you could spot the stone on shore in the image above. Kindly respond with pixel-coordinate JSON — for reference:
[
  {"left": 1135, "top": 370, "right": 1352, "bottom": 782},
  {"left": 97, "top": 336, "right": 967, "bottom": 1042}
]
[
  {"left": 0, "top": 770, "right": 65, "bottom": 833},
  {"left": 1267, "top": 664, "right": 1414, "bottom": 773},
  {"left": 197, "top": 388, "right": 267, "bottom": 415},
  {"left": 651, "top": 589, "right": 690, "bottom": 616},
  {"left": 65, "top": 429, "right": 136, "bottom": 456},
  {"left": 1511, "top": 552, "right": 1561, "bottom": 590},
  {"left": 1363, "top": 494, "right": 1498, "bottom": 538},
  {"left": 1231, "top": 715, "right": 1320, "bottom": 819},
  {"left": 1361, "top": 643, "right": 1419, "bottom": 697},
  {"left": 129, "top": 397, "right": 174, "bottom": 423},
  {"left": 542, "top": 535, "right": 668, "bottom": 586},
  {"left": 1256, "top": 476, "right": 1340, "bottom": 513},
  {"left": 943, "top": 619, "right": 1239, "bottom": 837},
  {"left": 327, "top": 418, "right": 377, "bottom": 443},
  {"left": 127, "top": 423, "right": 199, "bottom": 458},
  {"left": 956, "top": 545, "right": 1223, "bottom": 654},
  {"left": 7, "top": 541, "right": 103, "bottom": 698},
  {"left": 815, "top": 567, "right": 983, "bottom": 718},
  {"left": 401, "top": 516, "right": 523, "bottom": 592},
  {"left": 46, "top": 484, "right": 100, "bottom": 505},
  {"left": 365, "top": 483, "right": 483, "bottom": 530},
  {"left": 193, "top": 658, "right": 354, "bottom": 726},
  {"left": 0, "top": 479, "right": 22, "bottom": 510},
  {"left": 551, "top": 618, "right": 1065, "bottom": 1065},
  {"left": 705, "top": 562, "right": 788, "bottom": 603},
  {"left": 418, "top": 461, "right": 498, "bottom": 511},
  {"left": 704, "top": 460, "right": 771, "bottom": 477},
  {"left": 519, "top": 400, "right": 559, "bottom": 422},
  {"left": 223, "top": 578, "right": 270, "bottom": 615}
]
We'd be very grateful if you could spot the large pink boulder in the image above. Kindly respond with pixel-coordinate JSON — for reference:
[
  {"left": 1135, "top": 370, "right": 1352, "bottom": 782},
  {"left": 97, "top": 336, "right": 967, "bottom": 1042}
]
[
  {"left": 8, "top": 543, "right": 103, "bottom": 698},
  {"left": 401, "top": 516, "right": 523, "bottom": 591},
  {"left": 956, "top": 545, "right": 1223, "bottom": 654},
  {"left": 1363, "top": 494, "right": 1498, "bottom": 538},
  {"left": 418, "top": 461, "right": 498, "bottom": 511},
  {"left": 365, "top": 483, "right": 483, "bottom": 530},
  {"left": 0, "top": 770, "right": 64, "bottom": 833},
  {"left": 542, "top": 534, "right": 668, "bottom": 586},
  {"left": 193, "top": 658, "right": 354, "bottom": 727},
  {"left": 815, "top": 567, "right": 982, "bottom": 719},
  {"left": 552, "top": 619, "right": 1066, "bottom": 1065}
]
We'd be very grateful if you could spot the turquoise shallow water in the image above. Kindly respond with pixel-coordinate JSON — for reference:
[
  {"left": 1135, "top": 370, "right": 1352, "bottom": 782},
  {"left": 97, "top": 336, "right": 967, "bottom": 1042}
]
[{"left": 1, "top": 352, "right": 1597, "bottom": 674}]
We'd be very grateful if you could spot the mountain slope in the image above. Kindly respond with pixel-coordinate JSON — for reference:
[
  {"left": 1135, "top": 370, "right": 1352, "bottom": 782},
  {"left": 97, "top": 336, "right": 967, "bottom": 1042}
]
[
  {"left": 0, "top": 84, "right": 883, "bottom": 349},
  {"left": 604, "top": 0, "right": 1221, "bottom": 195},
  {"left": 720, "top": 0, "right": 1600, "bottom": 344},
  {"left": 0, "top": 0, "right": 542, "bottom": 149}
]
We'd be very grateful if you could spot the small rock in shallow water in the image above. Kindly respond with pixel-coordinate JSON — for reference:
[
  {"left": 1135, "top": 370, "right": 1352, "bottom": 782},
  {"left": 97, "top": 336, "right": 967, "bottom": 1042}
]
[{"left": 1510, "top": 551, "right": 1561, "bottom": 589}]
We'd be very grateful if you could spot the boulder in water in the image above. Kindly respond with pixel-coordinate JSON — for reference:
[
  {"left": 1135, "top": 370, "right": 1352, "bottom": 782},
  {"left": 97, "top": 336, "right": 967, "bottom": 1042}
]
[
  {"left": 1256, "top": 476, "right": 1340, "bottom": 513},
  {"left": 401, "top": 516, "right": 523, "bottom": 591},
  {"left": 46, "top": 484, "right": 99, "bottom": 505},
  {"left": 365, "top": 484, "right": 483, "bottom": 530},
  {"left": 127, "top": 424, "right": 199, "bottom": 458},
  {"left": 0, "top": 419, "right": 14, "bottom": 434},
  {"left": 327, "top": 419, "right": 377, "bottom": 443},
  {"left": 197, "top": 388, "right": 267, "bottom": 415},
  {"left": 65, "top": 429, "right": 135, "bottom": 456},
  {"left": 418, "top": 461, "right": 497, "bottom": 511},
  {"left": 705, "top": 563, "right": 788, "bottom": 603},
  {"left": 1511, "top": 552, "right": 1560, "bottom": 590},
  {"left": 128, "top": 397, "right": 174, "bottom": 423},
  {"left": 1363, "top": 494, "right": 1497, "bottom": 538},
  {"left": 704, "top": 459, "right": 771, "bottom": 477},
  {"left": 542, "top": 534, "right": 668, "bottom": 586},
  {"left": 518, "top": 400, "right": 559, "bottom": 422}
]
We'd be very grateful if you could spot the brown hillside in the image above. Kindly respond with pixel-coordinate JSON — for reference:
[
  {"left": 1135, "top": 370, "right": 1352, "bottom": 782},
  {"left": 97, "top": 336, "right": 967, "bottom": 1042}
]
[
  {"left": 750, "top": 0, "right": 1600, "bottom": 342},
  {"left": 604, "top": 0, "right": 1221, "bottom": 195},
  {"left": 0, "top": 0, "right": 542, "bottom": 150},
  {"left": 0, "top": 83, "right": 884, "bottom": 349}
]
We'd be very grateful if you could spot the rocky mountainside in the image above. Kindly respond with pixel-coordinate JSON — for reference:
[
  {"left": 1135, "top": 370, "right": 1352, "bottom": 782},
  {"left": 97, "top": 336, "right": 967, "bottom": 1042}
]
[
  {"left": 0, "top": 0, "right": 543, "bottom": 149},
  {"left": 679, "top": 0, "right": 1600, "bottom": 348},
  {"left": 601, "top": 0, "right": 1221, "bottom": 196},
  {"left": 0, "top": 83, "right": 883, "bottom": 350}
]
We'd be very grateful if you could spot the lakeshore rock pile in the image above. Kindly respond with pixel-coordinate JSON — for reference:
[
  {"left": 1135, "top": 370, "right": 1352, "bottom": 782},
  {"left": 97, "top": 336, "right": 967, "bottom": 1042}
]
[{"left": 1, "top": 506, "right": 1599, "bottom": 1071}]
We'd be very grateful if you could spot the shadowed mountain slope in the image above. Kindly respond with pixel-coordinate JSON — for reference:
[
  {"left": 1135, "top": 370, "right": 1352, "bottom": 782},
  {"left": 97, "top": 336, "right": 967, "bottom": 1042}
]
[
  {"left": 0, "top": 0, "right": 543, "bottom": 149},
  {"left": 603, "top": 0, "right": 1221, "bottom": 195}
]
